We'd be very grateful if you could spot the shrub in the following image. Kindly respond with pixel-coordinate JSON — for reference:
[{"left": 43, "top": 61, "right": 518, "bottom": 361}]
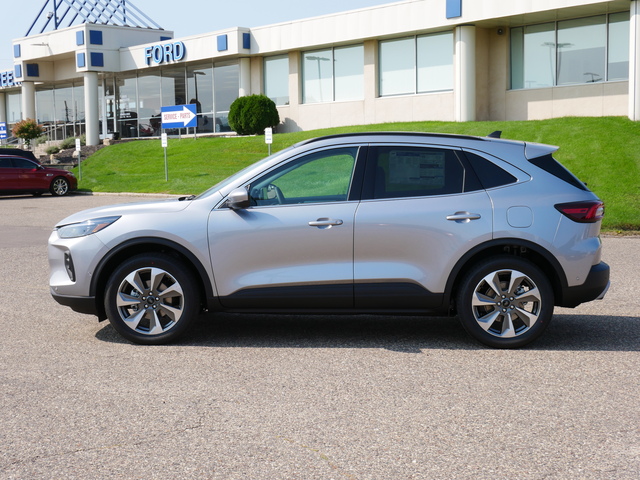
[
  {"left": 46, "top": 146, "right": 61, "bottom": 155},
  {"left": 60, "top": 137, "right": 77, "bottom": 149},
  {"left": 228, "top": 95, "right": 280, "bottom": 136},
  {"left": 11, "top": 119, "right": 44, "bottom": 147}
]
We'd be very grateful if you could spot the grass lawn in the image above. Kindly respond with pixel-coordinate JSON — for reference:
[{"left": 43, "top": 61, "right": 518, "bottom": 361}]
[{"left": 74, "top": 117, "right": 640, "bottom": 231}]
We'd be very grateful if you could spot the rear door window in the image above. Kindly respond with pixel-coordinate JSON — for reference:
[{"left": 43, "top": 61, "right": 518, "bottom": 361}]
[{"left": 363, "top": 146, "right": 478, "bottom": 199}]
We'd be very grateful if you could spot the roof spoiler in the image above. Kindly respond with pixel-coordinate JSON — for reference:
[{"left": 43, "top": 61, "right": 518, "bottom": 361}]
[{"left": 487, "top": 131, "right": 502, "bottom": 138}]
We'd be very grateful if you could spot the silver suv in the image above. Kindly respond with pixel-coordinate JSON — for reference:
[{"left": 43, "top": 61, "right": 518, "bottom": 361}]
[{"left": 48, "top": 132, "right": 609, "bottom": 348}]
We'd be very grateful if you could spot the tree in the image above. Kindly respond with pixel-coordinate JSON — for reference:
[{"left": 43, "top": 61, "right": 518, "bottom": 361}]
[
  {"left": 12, "top": 119, "right": 44, "bottom": 148},
  {"left": 228, "top": 95, "right": 280, "bottom": 136}
]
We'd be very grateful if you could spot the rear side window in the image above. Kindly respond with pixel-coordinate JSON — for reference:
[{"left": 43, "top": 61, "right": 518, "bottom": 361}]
[
  {"left": 528, "top": 154, "right": 588, "bottom": 191},
  {"left": 365, "top": 146, "right": 469, "bottom": 199},
  {"left": 464, "top": 152, "right": 517, "bottom": 189}
]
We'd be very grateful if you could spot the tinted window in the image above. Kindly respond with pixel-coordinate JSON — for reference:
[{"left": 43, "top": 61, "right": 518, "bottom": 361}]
[
  {"left": 12, "top": 158, "right": 38, "bottom": 169},
  {"left": 464, "top": 152, "right": 518, "bottom": 189},
  {"left": 0, "top": 158, "right": 13, "bottom": 168},
  {"left": 250, "top": 147, "right": 358, "bottom": 206},
  {"left": 529, "top": 154, "right": 588, "bottom": 191},
  {"left": 367, "top": 146, "right": 466, "bottom": 199}
]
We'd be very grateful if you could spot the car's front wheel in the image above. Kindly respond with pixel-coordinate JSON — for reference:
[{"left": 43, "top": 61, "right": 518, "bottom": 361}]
[
  {"left": 104, "top": 253, "right": 200, "bottom": 345},
  {"left": 50, "top": 177, "right": 70, "bottom": 196},
  {"left": 456, "top": 256, "right": 554, "bottom": 348}
]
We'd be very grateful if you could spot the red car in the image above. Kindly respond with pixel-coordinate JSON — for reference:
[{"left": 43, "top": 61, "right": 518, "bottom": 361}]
[{"left": 0, "top": 155, "right": 77, "bottom": 196}]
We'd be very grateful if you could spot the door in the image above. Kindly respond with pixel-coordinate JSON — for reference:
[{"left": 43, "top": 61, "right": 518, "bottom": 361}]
[
  {"left": 0, "top": 157, "right": 20, "bottom": 191},
  {"left": 12, "top": 157, "right": 47, "bottom": 191},
  {"left": 354, "top": 144, "right": 493, "bottom": 310},
  {"left": 208, "top": 146, "right": 362, "bottom": 309}
]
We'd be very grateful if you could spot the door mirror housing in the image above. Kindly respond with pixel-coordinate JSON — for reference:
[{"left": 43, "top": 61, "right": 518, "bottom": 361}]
[{"left": 226, "top": 187, "right": 250, "bottom": 210}]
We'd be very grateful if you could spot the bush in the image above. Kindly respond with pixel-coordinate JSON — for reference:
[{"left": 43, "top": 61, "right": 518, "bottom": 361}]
[
  {"left": 60, "top": 137, "right": 79, "bottom": 149},
  {"left": 228, "top": 95, "right": 280, "bottom": 136},
  {"left": 11, "top": 119, "right": 44, "bottom": 147},
  {"left": 46, "top": 146, "right": 61, "bottom": 155}
]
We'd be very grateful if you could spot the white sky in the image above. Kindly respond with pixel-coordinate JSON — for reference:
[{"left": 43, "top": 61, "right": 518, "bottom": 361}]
[{"left": 1, "top": 0, "right": 398, "bottom": 68}]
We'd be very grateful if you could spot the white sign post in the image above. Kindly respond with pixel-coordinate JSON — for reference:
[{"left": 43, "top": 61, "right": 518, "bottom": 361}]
[
  {"left": 161, "top": 133, "right": 169, "bottom": 181},
  {"left": 265, "top": 127, "right": 273, "bottom": 155},
  {"left": 75, "top": 138, "right": 82, "bottom": 181}
]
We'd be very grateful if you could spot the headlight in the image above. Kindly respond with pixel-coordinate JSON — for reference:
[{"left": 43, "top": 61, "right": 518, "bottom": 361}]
[{"left": 57, "top": 216, "right": 121, "bottom": 239}]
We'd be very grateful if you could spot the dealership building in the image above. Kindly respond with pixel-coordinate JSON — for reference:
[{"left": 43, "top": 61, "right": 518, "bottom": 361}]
[{"left": 1, "top": 0, "right": 639, "bottom": 146}]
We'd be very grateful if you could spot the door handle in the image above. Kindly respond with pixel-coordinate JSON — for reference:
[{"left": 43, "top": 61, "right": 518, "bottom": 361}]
[
  {"left": 308, "top": 218, "right": 344, "bottom": 228},
  {"left": 446, "top": 212, "right": 481, "bottom": 223}
]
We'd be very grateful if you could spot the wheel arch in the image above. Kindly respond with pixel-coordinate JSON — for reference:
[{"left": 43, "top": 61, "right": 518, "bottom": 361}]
[
  {"left": 90, "top": 237, "right": 215, "bottom": 320},
  {"left": 445, "top": 238, "right": 568, "bottom": 312}
]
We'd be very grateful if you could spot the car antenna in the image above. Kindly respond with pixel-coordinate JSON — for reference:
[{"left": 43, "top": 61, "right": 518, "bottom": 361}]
[{"left": 487, "top": 131, "right": 502, "bottom": 138}]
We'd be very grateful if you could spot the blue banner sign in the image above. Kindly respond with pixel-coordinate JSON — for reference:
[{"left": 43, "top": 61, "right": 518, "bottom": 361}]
[
  {"left": 0, "top": 122, "right": 8, "bottom": 139},
  {"left": 161, "top": 104, "right": 198, "bottom": 129}
]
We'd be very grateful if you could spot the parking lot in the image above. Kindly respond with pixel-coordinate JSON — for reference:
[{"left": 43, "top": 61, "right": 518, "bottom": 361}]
[{"left": 1, "top": 193, "right": 639, "bottom": 479}]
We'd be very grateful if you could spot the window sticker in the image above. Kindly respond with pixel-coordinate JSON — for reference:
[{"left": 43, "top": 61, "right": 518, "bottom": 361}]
[{"left": 388, "top": 150, "right": 445, "bottom": 188}]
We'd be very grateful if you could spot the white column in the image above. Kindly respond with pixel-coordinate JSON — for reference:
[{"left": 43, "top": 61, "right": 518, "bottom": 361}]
[
  {"left": 21, "top": 81, "right": 36, "bottom": 120},
  {"left": 630, "top": 1, "right": 640, "bottom": 121},
  {"left": 239, "top": 58, "right": 251, "bottom": 97},
  {"left": 84, "top": 71, "right": 99, "bottom": 146},
  {"left": 455, "top": 25, "right": 476, "bottom": 122}
]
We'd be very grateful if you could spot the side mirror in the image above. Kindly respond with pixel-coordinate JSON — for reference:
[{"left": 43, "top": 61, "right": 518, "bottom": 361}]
[{"left": 226, "top": 187, "right": 250, "bottom": 210}]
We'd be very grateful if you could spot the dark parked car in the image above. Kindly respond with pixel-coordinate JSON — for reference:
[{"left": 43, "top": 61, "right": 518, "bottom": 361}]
[
  {"left": 0, "top": 155, "right": 77, "bottom": 196},
  {"left": 0, "top": 148, "right": 39, "bottom": 163}
]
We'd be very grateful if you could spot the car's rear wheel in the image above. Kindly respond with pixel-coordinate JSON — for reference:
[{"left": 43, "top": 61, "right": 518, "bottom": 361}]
[
  {"left": 456, "top": 256, "right": 554, "bottom": 348},
  {"left": 50, "top": 177, "right": 70, "bottom": 196},
  {"left": 104, "top": 253, "right": 200, "bottom": 345}
]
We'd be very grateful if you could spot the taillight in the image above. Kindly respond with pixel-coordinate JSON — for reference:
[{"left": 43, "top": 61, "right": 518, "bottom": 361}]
[{"left": 555, "top": 201, "right": 605, "bottom": 223}]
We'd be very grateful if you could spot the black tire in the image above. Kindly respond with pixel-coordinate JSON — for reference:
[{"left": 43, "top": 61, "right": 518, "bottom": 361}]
[
  {"left": 50, "top": 177, "right": 70, "bottom": 196},
  {"left": 104, "top": 253, "right": 200, "bottom": 345},
  {"left": 456, "top": 256, "right": 554, "bottom": 348}
]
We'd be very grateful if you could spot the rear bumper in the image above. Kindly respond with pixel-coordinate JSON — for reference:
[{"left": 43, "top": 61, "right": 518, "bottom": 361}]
[{"left": 558, "top": 261, "right": 610, "bottom": 308}]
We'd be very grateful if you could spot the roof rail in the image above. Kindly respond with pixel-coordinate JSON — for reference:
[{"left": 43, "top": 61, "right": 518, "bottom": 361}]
[{"left": 301, "top": 131, "right": 489, "bottom": 145}]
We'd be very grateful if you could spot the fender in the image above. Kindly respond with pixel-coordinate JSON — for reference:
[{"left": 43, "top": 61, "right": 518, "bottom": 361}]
[
  {"left": 443, "top": 238, "right": 569, "bottom": 305},
  {"left": 90, "top": 236, "right": 216, "bottom": 306}
]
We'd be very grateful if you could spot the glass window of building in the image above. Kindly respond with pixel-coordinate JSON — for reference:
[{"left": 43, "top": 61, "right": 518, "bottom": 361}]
[
  {"left": 35, "top": 86, "right": 55, "bottom": 139},
  {"left": 187, "top": 63, "right": 214, "bottom": 134},
  {"left": 161, "top": 66, "right": 186, "bottom": 109},
  {"left": 379, "top": 37, "right": 415, "bottom": 96},
  {"left": 608, "top": 12, "right": 630, "bottom": 81},
  {"left": 557, "top": 16, "right": 606, "bottom": 85},
  {"left": 100, "top": 75, "right": 117, "bottom": 138},
  {"left": 334, "top": 45, "right": 364, "bottom": 102},
  {"left": 116, "top": 74, "right": 138, "bottom": 138},
  {"left": 73, "top": 83, "right": 85, "bottom": 137},
  {"left": 303, "top": 49, "right": 334, "bottom": 103},
  {"left": 417, "top": 32, "right": 454, "bottom": 93},
  {"left": 214, "top": 63, "right": 239, "bottom": 132},
  {"left": 511, "top": 14, "right": 627, "bottom": 89},
  {"left": 264, "top": 55, "right": 289, "bottom": 106},
  {"left": 380, "top": 33, "right": 453, "bottom": 96},
  {"left": 5, "top": 92, "right": 22, "bottom": 125},
  {"left": 302, "top": 45, "right": 364, "bottom": 103},
  {"left": 510, "top": 23, "right": 556, "bottom": 89},
  {"left": 137, "top": 71, "right": 162, "bottom": 136}
]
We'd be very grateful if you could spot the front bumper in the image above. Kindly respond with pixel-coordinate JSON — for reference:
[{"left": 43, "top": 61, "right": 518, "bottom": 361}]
[
  {"left": 50, "top": 289, "right": 99, "bottom": 316},
  {"left": 558, "top": 261, "right": 610, "bottom": 308}
]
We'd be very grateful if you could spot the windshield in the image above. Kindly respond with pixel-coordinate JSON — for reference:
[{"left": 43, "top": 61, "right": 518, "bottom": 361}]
[{"left": 197, "top": 146, "right": 297, "bottom": 199}]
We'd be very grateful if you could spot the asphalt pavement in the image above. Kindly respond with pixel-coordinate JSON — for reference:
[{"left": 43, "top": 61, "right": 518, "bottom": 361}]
[{"left": 0, "top": 193, "right": 638, "bottom": 479}]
